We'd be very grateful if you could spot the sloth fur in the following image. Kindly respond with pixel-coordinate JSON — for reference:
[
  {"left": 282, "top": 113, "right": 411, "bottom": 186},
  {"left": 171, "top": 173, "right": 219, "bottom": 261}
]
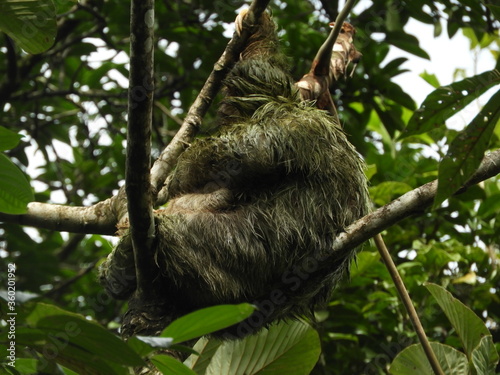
[{"left": 100, "top": 12, "right": 369, "bottom": 338}]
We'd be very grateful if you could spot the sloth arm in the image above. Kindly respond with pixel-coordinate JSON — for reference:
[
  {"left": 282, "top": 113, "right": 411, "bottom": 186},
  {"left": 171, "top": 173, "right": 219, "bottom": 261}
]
[{"left": 167, "top": 116, "right": 331, "bottom": 198}]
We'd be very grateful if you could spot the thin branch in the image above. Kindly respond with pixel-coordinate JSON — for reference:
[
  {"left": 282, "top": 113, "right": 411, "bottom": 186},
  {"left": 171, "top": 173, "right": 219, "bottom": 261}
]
[
  {"left": 313, "top": 0, "right": 357, "bottom": 76},
  {"left": 57, "top": 233, "right": 86, "bottom": 261},
  {"left": 154, "top": 101, "right": 183, "bottom": 127},
  {"left": 43, "top": 259, "right": 98, "bottom": 299},
  {"left": 149, "top": 0, "right": 272, "bottom": 193},
  {"left": 126, "top": 0, "right": 156, "bottom": 297},
  {"left": 374, "top": 234, "right": 445, "bottom": 375}
]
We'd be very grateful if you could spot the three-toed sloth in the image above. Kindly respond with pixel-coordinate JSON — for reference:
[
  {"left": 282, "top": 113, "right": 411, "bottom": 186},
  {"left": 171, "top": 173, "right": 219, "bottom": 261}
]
[{"left": 100, "top": 11, "right": 369, "bottom": 338}]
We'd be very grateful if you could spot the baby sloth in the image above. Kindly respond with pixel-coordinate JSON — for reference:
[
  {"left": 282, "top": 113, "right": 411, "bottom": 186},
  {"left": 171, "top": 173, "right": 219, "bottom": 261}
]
[{"left": 100, "top": 11, "right": 369, "bottom": 338}]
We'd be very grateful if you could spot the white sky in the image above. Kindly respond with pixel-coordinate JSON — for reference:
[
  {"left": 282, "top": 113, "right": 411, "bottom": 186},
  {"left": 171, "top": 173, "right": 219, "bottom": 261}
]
[{"left": 389, "top": 18, "right": 496, "bottom": 106}]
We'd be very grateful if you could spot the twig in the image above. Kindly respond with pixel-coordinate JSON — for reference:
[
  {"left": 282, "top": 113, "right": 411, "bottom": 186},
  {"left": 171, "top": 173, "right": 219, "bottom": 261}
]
[
  {"left": 43, "top": 259, "right": 98, "bottom": 299},
  {"left": 313, "top": 0, "right": 357, "bottom": 76},
  {"left": 149, "top": 0, "right": 272, "bottom": 193},
  {"left": 374, "top": 234, "right": 445, "bottom": 375}
]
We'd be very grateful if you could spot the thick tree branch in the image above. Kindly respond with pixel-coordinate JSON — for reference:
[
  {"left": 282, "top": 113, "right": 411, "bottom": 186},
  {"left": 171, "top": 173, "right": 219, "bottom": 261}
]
[
  {"left": 126, "top": 0, "right": 156, "bottom": 297},
  {"left": 0, "top": 201, "right": 117, "bottom": 235},
  {"left": 329, "top": 149, "right": 500, "bottom": 256},
  {"left": 1, "top": 150, "right": 498, "bottom": 241},
  {"left": 150, "top": 0, "right": 271, "bottom": 193}
]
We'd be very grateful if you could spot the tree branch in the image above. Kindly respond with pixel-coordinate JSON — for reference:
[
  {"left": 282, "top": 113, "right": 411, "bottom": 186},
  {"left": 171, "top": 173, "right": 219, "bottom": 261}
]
[
  {"left": 329, "top": 149, "right": 500, "bottom": 256},
  {"left": 126, "top": 0, "right": 156, "bottom": 297},
  {"left": 374, "top": 234, "right": 445, "bottom": 375},
  {"left": 0, "top": 201, "right": 117, "bottom": 235},
  {"left": 313, "top": 0, "right": 357, "bottom": 76},
  {"left": 2, "top": 150, "right": 498, "bottom": 243},
  {"left": 149, "top": 0, "right": 271, "bottom": 193}
]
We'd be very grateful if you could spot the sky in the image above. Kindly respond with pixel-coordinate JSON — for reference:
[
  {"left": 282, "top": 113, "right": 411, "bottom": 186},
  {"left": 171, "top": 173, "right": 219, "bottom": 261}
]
[{"left": 383, "top": 18, "right": 497, "bottom": 129}]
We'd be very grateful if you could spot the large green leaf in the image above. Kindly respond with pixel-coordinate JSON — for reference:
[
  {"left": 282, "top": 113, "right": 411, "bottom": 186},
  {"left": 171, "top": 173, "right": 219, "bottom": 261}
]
[
  {"left": 433, "top": 89, "right": 500, "bottom": 208},
  {"left": 369, "top": 181, "right": 413, "bottom": 206},
  {"left": 425, "top": 283, "right": 491, "bottom": 359},
  {"left": 0, "top": 153, "right": 34, "bottom": 214},
  {"left": 471, "top": 335, "right": 499, "bottom": 375},
  {"left": 160, "top": 304, "right": 255, "bottom": 344},
  {"left": 151, "top": 355, "right": 197, "bottom": 375},
  {"left": 485, "top": 4, "right": 500, "bottom": 20},
  {"left": 14, "top": 302, "right": 145, "bottom": 373},
  {"left": 184, "top": 338, "right": 223, "bottom": 375},
  {"left": 0, "top": 0, "right": 57, "bottom": 54},
  {"left": 0, "top": 126, "right": 23, "bottom": 151},
  {"left": 201, "top": 320, "right": 321, "bottom": 375},
  {"left": 402, "top": 70, "right": 500, "bottom": 138},
  {"left": 390, "top": 342, "right": 468, "bottom": 375},
  {"left": 385, "top": 31, "right": 430, "bottom": 60}
]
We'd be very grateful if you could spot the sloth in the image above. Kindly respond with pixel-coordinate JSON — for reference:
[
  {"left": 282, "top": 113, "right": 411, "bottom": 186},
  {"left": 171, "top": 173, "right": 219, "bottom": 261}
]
[{"left": 100, "top": 11, "right": 369, "bottom": 338}]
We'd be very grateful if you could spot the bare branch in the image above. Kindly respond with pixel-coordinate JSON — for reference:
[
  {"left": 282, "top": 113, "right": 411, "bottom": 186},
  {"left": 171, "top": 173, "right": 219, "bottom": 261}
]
[
  {"left": 313, "top": 0, "right": 357, "bottom": 76},
  {"left": 374, "top": 234, "right": 445, "bottom": 375},
  {"left": 0, "top": 201, "right": 117, "bottom": 235}
]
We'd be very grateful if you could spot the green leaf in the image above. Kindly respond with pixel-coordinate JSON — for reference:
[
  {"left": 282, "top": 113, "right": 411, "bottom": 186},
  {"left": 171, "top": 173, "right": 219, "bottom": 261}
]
[
  {"left": 202, "top": 321, "right": 320, "bottom": 375},
  {"left": 402, "top": 70, "right": 500, "bottom": 138},
  {"left": 433, "top": 89, "right": 500, "bottom": 208},
  {"left": 420, "top": 71, "right": 441, "bottom": 88},
  {"left": 0, "top": 126, "right": 23, "bottom": 151},
  {"left": 151, "top": 355, "right": 197, "bottom": 375},
  {"left": 161, "top": 304, "right": 255, "bottom": 344},
  {"left": 0, "top": 153, "right": 34, "bottom": 214},
  {"left": 365, "top": 164, "right": 377, "bottom": 180},
  {"left": 20, "top": 302, "right": 145, "bottom": 369},
  {"left": 424, "top": 283, "right": 490, "bottom": 359},
  {"left": 184, "top": 337, "right": 222, "bottom": 375},
  {"left": 485, "top": 4, "right": 500, "bottom": 21},
  {"left": 477, "top": 194, "right": 500, "bottom": 218},
  {"left": 471, "top": 335, "right": 499, "bottom": 375},
  {"left": 369, "top": 181, "right": 413, "bottom": 206},
  {"left": 126, "top": 336, "right": 157, "bottom": 357},
  {"left": 390, "top": 342, "right": 468, "bottom": 375},
  {"left": 0, "top": 0, "right": 57, "bottom": 54},
  {"left": 385, "top": 31, "right": 430, "bottom": 60}
]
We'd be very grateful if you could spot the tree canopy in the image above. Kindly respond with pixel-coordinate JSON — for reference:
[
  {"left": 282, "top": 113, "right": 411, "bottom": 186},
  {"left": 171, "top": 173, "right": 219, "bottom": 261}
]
[{"left": 0, "top": 0, "right": 499, "bottom": 374}]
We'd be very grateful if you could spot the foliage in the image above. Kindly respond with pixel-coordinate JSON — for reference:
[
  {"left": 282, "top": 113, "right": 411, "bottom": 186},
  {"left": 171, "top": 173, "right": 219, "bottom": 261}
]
[
  {"left": 390, "top": 284, "right": 499, "bottom": 374},
  {"left": 0, "top": 0, "right": 499, "bottom": 374},
  {"left": 0, "top": 126, "right": 34, "bottom": 214}
]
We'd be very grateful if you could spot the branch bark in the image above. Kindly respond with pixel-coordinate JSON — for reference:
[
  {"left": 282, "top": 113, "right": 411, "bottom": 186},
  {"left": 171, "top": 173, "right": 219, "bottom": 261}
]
[
  {"left": 126, "top": 0, "right": 156, "bottom": 297},
  {"left": 1, "top": 150, "right": 498, "bottom": 242},
  {"left": 0, "top": 200, "right": 117, "bottom": 235},
  {"left": 313, "top": 0, "right": 357, "bottom": 76},
  {"left": 329, "top": 149, "right": 500, "bottom": 256}
]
